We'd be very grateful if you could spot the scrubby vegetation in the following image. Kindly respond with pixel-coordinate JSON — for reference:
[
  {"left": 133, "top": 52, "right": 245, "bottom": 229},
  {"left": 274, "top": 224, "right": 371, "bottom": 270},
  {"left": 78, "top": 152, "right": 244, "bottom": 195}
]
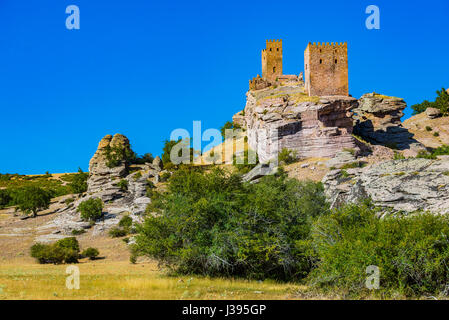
[
  {"left": 232, "top": 149, "right": 259, "bottom": 174},
  {"left": 77, "top": 198, "right": 103, "bottom": 222},
  {"left": 109, "top": 215, "right": 135, "bottom": 238},
  {"left": 30, "top": 237, "right": 99, "bottom": 264},
  {"left": 417, "top": 145, "right": 449, "bottom": 159},
  {"left": 82, "top": 247, "right": 100, "bottom": 260},
  {"left": 132, "top": 167, "right": 327, "bottom": 281},
  {"left": 129, "top": 166, "right": 449, "bottom": 298},
  {"left": 278, "top": 148, "right": 298, "bottom": 165},
  {"left": 411, "top": 88, "right": 449, "bottom": 116},
  {"left": 220, "top": 121, "right": 242, "bottom": 140},
  {"left": 309, "top": 201, "right": 449, "bottom": 297},
  {"left": 104, "top": 145, "right": 136, "bottom": 168}
]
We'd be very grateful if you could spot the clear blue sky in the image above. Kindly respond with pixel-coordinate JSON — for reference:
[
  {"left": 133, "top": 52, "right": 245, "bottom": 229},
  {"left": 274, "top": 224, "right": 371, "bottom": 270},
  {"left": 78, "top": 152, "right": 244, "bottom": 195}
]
[{"left": 0, "top": 0, "right": 448, "bottom": 174}]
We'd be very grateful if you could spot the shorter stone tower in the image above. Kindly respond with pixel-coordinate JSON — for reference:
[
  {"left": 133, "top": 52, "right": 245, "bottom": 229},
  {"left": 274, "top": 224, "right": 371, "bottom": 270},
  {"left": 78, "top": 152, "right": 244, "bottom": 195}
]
[
  {"left": 262, "top": 40, "right": 283, "bottom": 82},
  {"left": 304, "top": 42, "right": 348, "bottom": 96}
]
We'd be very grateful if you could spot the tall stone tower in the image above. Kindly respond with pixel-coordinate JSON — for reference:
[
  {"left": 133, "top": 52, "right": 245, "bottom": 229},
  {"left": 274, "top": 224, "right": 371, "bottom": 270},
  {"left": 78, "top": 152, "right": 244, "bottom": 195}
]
[
  {"left": 262, "top": 40, "right": 283, "bottom": 82},
  {"left": 304, "top": 42, "right": 348, "bottom": 96}
]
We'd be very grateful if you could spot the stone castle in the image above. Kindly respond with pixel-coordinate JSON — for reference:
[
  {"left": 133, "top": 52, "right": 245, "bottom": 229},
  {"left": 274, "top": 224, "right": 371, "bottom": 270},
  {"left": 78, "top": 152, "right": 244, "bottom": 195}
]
[{"left": 250, "top": 39, "right": 349, "bottom": 96}]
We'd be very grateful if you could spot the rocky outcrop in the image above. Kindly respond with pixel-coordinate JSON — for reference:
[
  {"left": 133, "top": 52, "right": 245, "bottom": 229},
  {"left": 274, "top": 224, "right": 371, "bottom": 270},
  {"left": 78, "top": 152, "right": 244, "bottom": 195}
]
[
  {"left": 322, "top": 158, "right": 449, "bottom": 214},
  {"left": 243, "top": 85, "right": 360, "bottom": 163},
  {"left": 87, "top": 134, "right": 131, "bottom": 194},
  {"left": 425, "top": 107, "right": 442, "bottom": 119},
  {"left": 353, "top": 93, "right": 424, "bottom": 155},
  {"left": 35, "top": 134, "right": 161, "bottom": 240}
]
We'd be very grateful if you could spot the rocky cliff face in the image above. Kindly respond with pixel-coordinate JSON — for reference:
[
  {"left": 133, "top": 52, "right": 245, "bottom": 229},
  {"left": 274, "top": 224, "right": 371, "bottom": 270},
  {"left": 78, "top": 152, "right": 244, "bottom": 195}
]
[
  {"left": 322, "top": 157, "right": 449, "bottom": 215},
  {"left": 243, "top": 85, "right": 360, "bottom": 163},
  {"left": 353, "top": 93, "right": 424, "bottom": 156}
]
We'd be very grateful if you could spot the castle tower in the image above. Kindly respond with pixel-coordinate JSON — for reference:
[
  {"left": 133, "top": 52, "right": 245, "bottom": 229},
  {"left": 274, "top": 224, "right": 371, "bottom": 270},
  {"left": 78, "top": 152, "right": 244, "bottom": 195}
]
[
  {"left": 304, "top": 42, "right": 348, "bottom": 96},
  {"left": 262, "top": 40, "right": 283, "bottom": 82}
]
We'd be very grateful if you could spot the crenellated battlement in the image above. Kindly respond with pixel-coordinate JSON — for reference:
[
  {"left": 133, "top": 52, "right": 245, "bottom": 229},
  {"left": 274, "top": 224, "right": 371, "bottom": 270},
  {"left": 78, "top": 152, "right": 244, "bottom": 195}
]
[
  {"left": 261, "top": 39, "right": 283, "bottom": 82},
  {"left": 304, "top": 41, "right": 349, "bottom": 96},
  {"left": 307, "top": 42, "right": 347, "bottom": 48}
]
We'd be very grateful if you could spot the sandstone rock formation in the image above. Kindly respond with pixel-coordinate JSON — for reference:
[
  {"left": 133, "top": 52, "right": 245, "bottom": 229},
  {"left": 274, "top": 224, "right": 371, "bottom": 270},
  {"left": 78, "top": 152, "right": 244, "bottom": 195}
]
[
  {"left": 35, "top": 134, "right": 160, "bottom": 241},
  {"left": 322, "top": 158, "right": 449, "bottom": 215},
  {"left": 243, "top": 85, "right": 360, "bottom": 163},
  {"left": 353, "top": 93, "right": 423, "bottom": 154},
  {"left": 425, "top": 107, "right": 442, "bottom": 119}
]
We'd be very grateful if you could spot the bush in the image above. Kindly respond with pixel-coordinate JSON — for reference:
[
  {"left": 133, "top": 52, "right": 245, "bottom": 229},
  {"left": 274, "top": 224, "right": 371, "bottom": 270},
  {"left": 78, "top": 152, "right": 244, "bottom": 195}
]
[
  {"left": 160, "top": 172, "right": 171, "bottom": 182},
  {"left": 308, "top": 201, "right": 449, "bottom": 297},
  {"left": 278, "top": 148, "right": 298, "bottom": 165},
  {"left": 0, "top": 189, "right": 12, "bottom": 209},
  {"left": 131, "top": 167, "right": 328, "bottom": 280},
  {"left": 77, "top": 198, "right": 103, "bottom": 222},
  {"left": 426, "top": 126, "right": 433, "bottom": 132},
  {"left": 82, "top": 247, "right": 100, "bottom": 260},
  {"left": 116, "top": 179, "right": 128, "bottom": 191},
  {"left": 119, "top": 215, "right": 133, "bottom": 228},
  {"left": 30, "top": 237, "right": 80, "bottom": 264},
  {"left": 109, "top": 227, "right": 128, "bottom": 238},
  {"left": 220, "top": 121, "right": 241, "bottom": 140},
  {"left": 417, "top": 145, "right": 449, "bottom": 159},
  {"left": 104, "top": 145, "right": 136, "bottom": 168},
  {"left": 434, "top": 132, "right": 440, "bottom": 137},
  {"left": 68, "top": 168, "right": 88, "bottom": 194},
  {"left": 71, "top": 229, "right": 86, "bottom": 235},
  {"left": 14, "top": 186, "right": 52, "bottom": 217},
  {"left": 411, "top": 88, "right": 449, "bottom": 115},
  {"left": 232, "top": 149, "right": 259, "bottom": 174}
]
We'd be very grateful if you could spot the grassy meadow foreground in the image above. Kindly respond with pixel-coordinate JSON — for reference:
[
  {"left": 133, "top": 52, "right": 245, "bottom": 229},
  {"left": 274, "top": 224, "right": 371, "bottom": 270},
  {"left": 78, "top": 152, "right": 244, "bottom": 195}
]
[{"left": 0, "top": 261, "right": 307, "bottom": 300}]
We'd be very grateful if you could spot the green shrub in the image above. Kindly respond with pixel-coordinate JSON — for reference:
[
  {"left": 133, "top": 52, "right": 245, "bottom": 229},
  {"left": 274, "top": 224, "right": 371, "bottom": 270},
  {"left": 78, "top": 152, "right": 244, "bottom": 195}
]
[
  {"left": 30, "top": 237, "right": 80, "bottom": 264},
  {"left": 68, "top": 168, "right": 88, "bottom": 194},
  {"left": 426, "top": 126, "right": 433, "bottom": 132},
  {"left": 116, "top": 179, "right": 128, "bottom": 191},
  {"left": 71, "top": 229, "right": 86, "bottom": 235},
  {"left": 308, "top": 202, "right": 449, "bottom": 297},
  {"left": 278, "top": 148, "right": 298, "bottom": 165},
  {"left": 119, "top": 215, "right": 133, "bottom": 228},
  {"left": 104, "top": 145, "right": 136, "bottom": 168},
  {"left": 133, "top": 172, "right": 142, "bottom": 181},
  {"left": 340, "top": 161, "right": 366, "bottom": 169},
  {"left": 14, "top": 186, "right": 52, "bottom": 217},
  {"left": 417, "top": 145, "right": 449, "bottom": 159},
  {"left": 232, "top": 149, "right": 259, "bottom": 174},
  {"left": 109, "top": 227, "right": 128, "bottom": 238},
  {"left": 77, "top": 198, "right": 103, "bottom": 222},
  {"left": 160, "top": 172, "right": 171, "bottom": 182},
  {"left": 82, "top": 247, "right": 100, "bottom": 260},
  {"left": 0, "top": 189, "right": 12, "bottom": 209},
  {"left": 131, "top": 167, "right": 328, "bottom": 280},
  {"left": 393, "top": 152, "right": 406, "bottom": 160},
  {"left": 411, "top": 88, "right": 449, "bottom": 115},
  {"left": 434, "top": 132, "right": 440, "bottom": 137}
]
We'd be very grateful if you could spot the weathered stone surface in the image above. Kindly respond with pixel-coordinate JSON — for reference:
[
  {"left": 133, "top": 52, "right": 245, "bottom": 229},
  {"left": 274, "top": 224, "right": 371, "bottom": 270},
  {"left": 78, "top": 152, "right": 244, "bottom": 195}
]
[
  {"left": 353, "top": 93, "right": 425, "bottom": 154},
  {"left": 242, "top": 163, "right": 278, "bottom": 183},
  {"left": 322, "top": 158, "right": 449, "bottom": 214},
  {"left": 152, "top": 156, "right": 162, "bottom": 170},
  {"left": 425, "top": 107, "right": 442, "bottom": 119},
  {"left": 243, "top": 85, "right": 360, "bottom": 163}
]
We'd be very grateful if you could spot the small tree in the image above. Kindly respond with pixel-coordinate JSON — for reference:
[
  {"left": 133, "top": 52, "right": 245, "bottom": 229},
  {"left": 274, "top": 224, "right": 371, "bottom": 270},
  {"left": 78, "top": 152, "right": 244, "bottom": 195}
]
[
  {"left": 69, "top": 168, "right": 89, "bottom": 194},
  {"left": 15, "top": 186, "right": 51, "bottom": 218},
  {"left": 82, "top": 247, "right": 100, "bottom": 260},
  {"left": 0, "top": 189, "right": 12, "bottom": 209},
  {"left": 77, "top": 198, "right": 103, "bottom": 222},
  {"left": 411, "top": 88, "right": 449, "bottom": 115}
]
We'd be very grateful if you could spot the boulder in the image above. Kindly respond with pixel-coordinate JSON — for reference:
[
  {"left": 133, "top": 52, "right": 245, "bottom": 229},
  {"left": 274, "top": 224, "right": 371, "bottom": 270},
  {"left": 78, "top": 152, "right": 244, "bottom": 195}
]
[
  {"left": 353, "top": 92, "right": 425, "bottom": 153},
  {"left": 425, "top": 107, "right": 442, "bottom": 119}
]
